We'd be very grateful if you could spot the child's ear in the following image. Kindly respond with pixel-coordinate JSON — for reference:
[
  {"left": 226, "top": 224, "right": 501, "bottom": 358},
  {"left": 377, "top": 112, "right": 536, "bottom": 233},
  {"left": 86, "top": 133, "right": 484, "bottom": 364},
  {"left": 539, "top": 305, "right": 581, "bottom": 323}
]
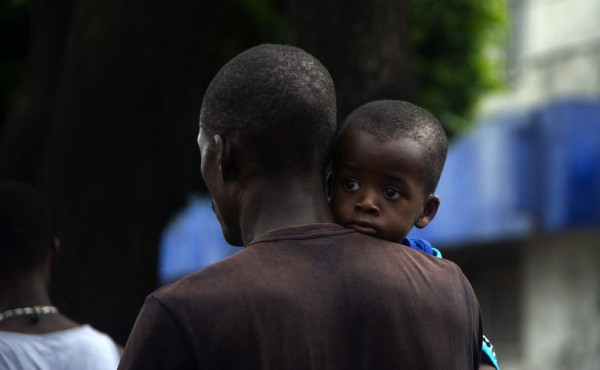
[
  {"left": 214, "top": 134, "right": 237, "bottom": 181},
  {"left": 415, "top": 194, "right": 440, "bottom": 229}
]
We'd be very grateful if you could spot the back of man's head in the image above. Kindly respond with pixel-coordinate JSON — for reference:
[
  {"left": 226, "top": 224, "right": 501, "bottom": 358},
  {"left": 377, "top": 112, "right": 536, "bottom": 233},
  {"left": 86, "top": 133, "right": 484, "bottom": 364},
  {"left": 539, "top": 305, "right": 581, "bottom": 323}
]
[
  {"left": 0, "top": 181, "right": 53, "bottom": 277},
  {"left": 200, "top": 44, "right": 337, "bottom": 176}
]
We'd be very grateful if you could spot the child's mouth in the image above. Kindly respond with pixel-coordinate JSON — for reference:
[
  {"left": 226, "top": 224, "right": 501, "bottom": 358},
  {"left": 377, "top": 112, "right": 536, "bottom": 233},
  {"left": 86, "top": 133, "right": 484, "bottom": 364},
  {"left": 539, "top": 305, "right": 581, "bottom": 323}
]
[{"left": 347, "top": 222, "right": 377, "bottom": 235}]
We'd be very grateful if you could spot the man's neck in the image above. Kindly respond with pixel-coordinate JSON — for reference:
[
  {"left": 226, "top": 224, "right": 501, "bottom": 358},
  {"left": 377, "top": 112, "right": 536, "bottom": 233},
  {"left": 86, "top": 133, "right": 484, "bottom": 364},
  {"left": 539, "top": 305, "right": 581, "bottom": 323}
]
[
  {"left": 238, "top": 173, "right": 335, "bottom": 245},
  {"left": 0, "top": 271, "right": 51, "bottom": 311}
]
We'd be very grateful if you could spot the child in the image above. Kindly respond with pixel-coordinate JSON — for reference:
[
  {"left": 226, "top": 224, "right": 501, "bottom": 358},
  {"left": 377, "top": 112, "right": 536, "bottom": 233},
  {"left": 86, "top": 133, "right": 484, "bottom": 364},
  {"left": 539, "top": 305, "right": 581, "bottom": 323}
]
[{"left": 329, "top": 100, "right": 499, "bottom": 370}]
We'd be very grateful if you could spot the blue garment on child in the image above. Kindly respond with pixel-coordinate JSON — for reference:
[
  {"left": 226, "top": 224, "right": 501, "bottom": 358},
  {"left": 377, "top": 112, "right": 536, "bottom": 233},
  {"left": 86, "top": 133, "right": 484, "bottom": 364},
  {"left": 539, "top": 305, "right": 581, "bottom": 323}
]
[
  {"left": 401, "top": 237, "right": 442, "bottom": 258},
  {"left": 482, "top": 335, "right": 500, "bottom": 369}
]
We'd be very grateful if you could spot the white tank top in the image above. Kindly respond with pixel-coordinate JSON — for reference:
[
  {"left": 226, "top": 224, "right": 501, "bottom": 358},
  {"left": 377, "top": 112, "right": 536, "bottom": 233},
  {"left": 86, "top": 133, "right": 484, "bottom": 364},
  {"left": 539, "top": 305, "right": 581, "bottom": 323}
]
[{"left": 0, "top": 324, "right": 120, "bottom": 370}]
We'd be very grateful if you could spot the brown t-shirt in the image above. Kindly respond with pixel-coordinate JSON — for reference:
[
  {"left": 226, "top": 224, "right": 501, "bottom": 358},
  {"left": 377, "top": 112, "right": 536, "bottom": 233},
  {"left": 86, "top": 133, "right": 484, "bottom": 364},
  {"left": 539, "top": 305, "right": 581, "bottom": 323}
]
[{"left": 119, "top": 224, "right": 482, "bottom": 369}]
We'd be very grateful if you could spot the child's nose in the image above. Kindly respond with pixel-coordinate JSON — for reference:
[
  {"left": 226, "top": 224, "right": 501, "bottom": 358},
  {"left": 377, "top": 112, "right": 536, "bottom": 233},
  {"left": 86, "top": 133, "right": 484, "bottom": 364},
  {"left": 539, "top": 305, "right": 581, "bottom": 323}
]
[{"left": 355, "top": 192, "right": 380, "bottom": 216}]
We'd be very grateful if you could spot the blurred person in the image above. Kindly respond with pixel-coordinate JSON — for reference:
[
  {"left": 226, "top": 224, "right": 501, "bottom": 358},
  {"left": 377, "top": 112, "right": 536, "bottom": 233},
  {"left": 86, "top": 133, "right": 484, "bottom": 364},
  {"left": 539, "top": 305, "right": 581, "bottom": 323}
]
[
  {"left": 0, "top": 181, "right": 121, "bottom": 370},
  {"left": 329, "top": 100, "right": 499, "bottom": 370},
  {"left": 119, "top": 44, "right": 482, "bottom": 369}
]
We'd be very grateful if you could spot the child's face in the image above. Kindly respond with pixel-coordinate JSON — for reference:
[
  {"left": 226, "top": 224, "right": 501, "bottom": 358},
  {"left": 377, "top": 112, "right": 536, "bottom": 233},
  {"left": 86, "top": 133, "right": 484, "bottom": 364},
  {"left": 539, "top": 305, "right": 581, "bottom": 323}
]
[{"left": 331, "top": 124, "right": 437, "bottom": 243}]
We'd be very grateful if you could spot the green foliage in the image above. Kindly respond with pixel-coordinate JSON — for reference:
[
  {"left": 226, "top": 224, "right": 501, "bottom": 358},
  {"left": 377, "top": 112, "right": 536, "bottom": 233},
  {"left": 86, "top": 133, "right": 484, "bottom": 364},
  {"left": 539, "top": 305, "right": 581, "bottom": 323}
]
[
  {"left": 411, "top": 0, "right": 506, "bottom": 139},
  {"left": 0, "top": 0, "right": 506, "bottom": 142},
  {"left": 213, "top": 0, "right": 507, "bottom": 140}
]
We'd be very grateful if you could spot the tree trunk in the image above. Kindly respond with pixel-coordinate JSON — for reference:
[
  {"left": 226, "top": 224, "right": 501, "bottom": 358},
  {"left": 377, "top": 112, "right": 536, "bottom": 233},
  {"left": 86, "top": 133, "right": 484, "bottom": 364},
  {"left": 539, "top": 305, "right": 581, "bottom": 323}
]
[{"left": 288, "top": 0, "right": 417, "bottom": 121}]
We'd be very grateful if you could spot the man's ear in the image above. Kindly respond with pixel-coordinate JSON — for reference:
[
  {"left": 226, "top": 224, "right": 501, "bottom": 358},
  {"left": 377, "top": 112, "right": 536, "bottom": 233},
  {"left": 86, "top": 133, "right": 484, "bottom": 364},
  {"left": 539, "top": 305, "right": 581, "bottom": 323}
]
[
  {"left": 213, "top": 134, "right": 237, "bottom": 181},
  {"left": 325, "top": 172, "right": 334, "bottom": 202},
  {"left": 415, "top": 194, "right": 440, "bottom": 229}
]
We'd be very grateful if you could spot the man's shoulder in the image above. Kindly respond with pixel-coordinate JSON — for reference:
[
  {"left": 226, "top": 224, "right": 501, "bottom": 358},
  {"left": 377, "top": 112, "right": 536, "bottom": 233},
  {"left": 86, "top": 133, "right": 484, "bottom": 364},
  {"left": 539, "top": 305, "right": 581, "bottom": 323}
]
[
  {"left": 354, "top": 234, "right": 464, "bottom": 276},
  {"left": 153, "top": 250, "right": 249, "bottom": 299},
  {"left": 354, "top": 237, "right": 474, "bottom": 301},
  {"left": 151, "top": 226, "right": 472, "bottom": 316},
  {"left": 403, "top": 244, "right": 470, "bottom": 288}
]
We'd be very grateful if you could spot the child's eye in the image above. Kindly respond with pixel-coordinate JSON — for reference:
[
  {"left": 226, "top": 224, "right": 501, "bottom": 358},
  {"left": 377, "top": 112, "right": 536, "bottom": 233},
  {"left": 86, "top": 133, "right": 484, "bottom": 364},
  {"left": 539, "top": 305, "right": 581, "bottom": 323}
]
[
  {"left": 383, "top": 187, "right": 401, "bottom": 199},
  {"left": 343, "top": 179, "right": 360, "bottom": 191}
]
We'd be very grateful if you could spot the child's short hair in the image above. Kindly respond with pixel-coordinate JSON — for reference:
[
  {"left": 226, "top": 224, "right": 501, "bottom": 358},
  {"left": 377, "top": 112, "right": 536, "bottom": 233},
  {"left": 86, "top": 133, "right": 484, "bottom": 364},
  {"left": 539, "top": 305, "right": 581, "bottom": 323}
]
[
  {"left": 338, "top": 100, "right": 448, "bottom": 194},
  {"left": 0, "top": 181, "right": 54, "bottom": 277},
  {"left": 200, "top": 44, "right": 337, "bottom": 176}
]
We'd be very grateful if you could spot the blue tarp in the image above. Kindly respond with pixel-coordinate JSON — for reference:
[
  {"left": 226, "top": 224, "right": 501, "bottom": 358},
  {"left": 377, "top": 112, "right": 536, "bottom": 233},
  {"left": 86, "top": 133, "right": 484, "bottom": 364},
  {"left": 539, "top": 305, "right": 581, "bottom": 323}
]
[
  {"left": 158, "top": 195, "right": 238, "bottom": 283},
  {"left": 409, "top": 98, "right": 600, "bottom": 246}
]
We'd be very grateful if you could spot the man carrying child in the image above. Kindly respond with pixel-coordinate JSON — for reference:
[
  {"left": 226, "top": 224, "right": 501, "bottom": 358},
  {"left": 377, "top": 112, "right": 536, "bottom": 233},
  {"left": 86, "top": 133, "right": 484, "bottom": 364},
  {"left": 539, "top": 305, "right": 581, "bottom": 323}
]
[{"left": 119, "top": 44, "right": 483, "bottom": 369}]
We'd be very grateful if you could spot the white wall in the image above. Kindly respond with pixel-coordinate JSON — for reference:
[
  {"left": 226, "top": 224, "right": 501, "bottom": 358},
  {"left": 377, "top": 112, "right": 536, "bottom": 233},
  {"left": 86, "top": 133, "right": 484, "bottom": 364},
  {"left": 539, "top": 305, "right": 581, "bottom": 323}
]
[
  {"left": 481, "top": 0, "right": 600, "bottom": 115},
  {"left": 519, "top": 229, "right": 600, "bottom": 370}
]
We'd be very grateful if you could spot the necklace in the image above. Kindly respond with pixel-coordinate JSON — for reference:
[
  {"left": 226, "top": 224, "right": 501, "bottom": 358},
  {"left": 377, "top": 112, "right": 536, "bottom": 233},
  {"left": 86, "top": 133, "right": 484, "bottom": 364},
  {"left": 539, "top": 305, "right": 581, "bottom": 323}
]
[{"left": 0, "top": 306, "right": 59, "bottom": 324}]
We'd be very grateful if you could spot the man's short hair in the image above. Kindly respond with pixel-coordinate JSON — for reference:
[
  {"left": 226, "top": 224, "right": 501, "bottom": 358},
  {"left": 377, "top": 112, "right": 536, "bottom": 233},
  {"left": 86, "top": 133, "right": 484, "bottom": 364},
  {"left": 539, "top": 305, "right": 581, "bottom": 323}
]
[
  {"left": 0, "top": 181, "right": 53, "bottom": 277},
  {"left": 339, "top": 100, "right": 448, "bottom": 194},
  {"left": 200, "top": 44, "right": 337, "bottom": 176}
]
